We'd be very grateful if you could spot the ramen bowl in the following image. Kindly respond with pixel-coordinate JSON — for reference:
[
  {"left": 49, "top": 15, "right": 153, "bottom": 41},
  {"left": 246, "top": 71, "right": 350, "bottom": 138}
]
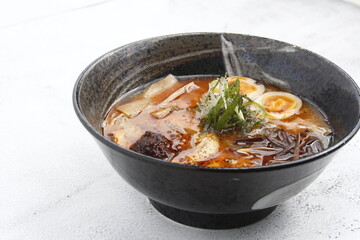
[{"left": 73, "top": 33, "right": 360, "bottom": 229}]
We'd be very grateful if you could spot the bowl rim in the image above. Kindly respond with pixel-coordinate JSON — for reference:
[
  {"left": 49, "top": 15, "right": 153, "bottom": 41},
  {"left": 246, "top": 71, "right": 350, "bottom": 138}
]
[{"left": 73, "top": 32, "right": 360, "bottom": 172}]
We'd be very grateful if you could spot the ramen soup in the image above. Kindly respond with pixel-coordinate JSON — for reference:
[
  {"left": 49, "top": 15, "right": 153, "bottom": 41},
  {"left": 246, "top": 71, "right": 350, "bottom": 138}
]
[{"left": 102, "top": 75, "right": 332, "bottom": 167}]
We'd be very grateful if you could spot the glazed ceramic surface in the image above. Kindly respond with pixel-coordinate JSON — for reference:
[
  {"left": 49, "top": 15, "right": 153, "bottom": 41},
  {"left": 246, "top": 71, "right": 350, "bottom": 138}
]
[{"left": 73, "top": 33, "right": 360, "bottom": 228}]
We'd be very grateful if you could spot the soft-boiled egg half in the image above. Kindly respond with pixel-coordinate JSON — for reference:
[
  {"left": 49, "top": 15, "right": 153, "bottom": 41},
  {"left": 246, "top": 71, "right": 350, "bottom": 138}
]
[
  {"left": 211, "top": 76, "right": 265, "bottom": 100},
  {"left": 255, "top": 92, "right": 302, "bottom": 120},
  {"left": 227, "top": 76, "right": 265, "bottom": 100}
]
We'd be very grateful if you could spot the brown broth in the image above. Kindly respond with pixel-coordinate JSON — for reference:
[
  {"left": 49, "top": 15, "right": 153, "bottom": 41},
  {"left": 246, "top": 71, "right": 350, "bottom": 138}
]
[{"left": 103, "top": 76, "right": 332, "bottom": 167}]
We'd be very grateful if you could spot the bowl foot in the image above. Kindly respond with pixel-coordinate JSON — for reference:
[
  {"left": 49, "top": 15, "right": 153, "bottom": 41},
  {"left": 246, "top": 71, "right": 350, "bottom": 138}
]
[{"left": 149, "top": 199, "right": 277, "bottom": 229}]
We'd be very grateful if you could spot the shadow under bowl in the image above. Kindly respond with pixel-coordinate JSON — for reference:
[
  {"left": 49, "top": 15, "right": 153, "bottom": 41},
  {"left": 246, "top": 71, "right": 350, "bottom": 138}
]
[{"left": 73, "top": 33, "right": 360, "bottom": 229}]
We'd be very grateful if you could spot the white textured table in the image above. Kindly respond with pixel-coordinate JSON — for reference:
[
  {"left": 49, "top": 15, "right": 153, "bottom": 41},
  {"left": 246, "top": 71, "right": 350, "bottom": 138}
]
[{"left": 1, "top": 0, "right": 359, "bottom": 239}]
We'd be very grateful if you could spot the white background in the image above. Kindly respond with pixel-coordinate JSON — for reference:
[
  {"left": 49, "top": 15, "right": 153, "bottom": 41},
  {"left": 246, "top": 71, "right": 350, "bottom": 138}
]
[{"left": 0, "top": 0, "right": 359, "bottom": 239}]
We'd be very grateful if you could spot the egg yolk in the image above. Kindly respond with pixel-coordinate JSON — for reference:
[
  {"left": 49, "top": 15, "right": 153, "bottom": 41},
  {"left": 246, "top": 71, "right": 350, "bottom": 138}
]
[
  {"left": 228, "top": 78, "right": 257, "bottom": 95},
  {"left": 240, "top": 81, "right": 257, "bottom": 95},
  {"left": 264, "top": 95, "right": 296, "bottom": 112}
]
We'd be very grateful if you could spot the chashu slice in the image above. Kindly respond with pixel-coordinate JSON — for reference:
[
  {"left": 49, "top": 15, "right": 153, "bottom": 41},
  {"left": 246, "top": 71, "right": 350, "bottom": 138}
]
[
  {"left": 187, "top": 134, "right": 220, "bottom": 162},
  {"left": 111, "top": 117, "right": 143, "bottom": 148}
]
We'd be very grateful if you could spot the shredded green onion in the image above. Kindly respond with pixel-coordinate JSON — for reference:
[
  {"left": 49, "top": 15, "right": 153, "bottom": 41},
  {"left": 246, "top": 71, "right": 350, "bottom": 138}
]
[{"left": 198, "top": 76, "right": 264, "bottom": 133}]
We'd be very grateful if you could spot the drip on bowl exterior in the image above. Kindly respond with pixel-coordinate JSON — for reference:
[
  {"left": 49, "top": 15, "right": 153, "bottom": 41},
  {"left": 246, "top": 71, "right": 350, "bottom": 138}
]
[{"left": 73, "top": 33, "right": 360, "bottom": 229}]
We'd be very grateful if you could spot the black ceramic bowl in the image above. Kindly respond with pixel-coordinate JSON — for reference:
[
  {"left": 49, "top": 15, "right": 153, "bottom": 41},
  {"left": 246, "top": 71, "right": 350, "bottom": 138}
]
[{"left": 73, "top": 33, "right": 360, "bottom": 229}]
